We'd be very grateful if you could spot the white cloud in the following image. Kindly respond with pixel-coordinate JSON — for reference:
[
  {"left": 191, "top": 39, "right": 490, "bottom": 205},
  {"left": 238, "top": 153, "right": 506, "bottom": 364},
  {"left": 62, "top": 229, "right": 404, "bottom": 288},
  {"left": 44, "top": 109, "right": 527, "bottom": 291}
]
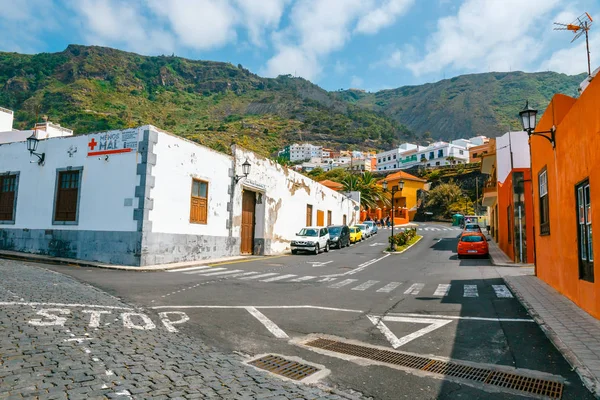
[
  {"left": 541, "top": 32, "right": 599, "bottom": 75},
  {"left": 0, "top": 0, "right": 59, "bottom": 51},
  {"left": 371, "top": 49, "right": 404, "bottom": 69},
  {"left": 334, "top": 60, "right": 350, "bottom": 75},
  {"left": 350, "top": 75, "right": 364, "bottom": 87},
  {"left": 355, "top": 0, "right": 414, "bottom": 35},
  {"left": 263, "top": 0, "right": 414, "bottom": 81},
  {"left": 72, "top": 0, "right": 175, "bottom": 54},
  {"left": 263, "top": 46, "right": 321, "bottom": 79},
  {"left": 234, "top": 0, "right": 290, "bottom": 46},
  {"left": 408, "top": 0, "right": 563, "bottom": 76}
]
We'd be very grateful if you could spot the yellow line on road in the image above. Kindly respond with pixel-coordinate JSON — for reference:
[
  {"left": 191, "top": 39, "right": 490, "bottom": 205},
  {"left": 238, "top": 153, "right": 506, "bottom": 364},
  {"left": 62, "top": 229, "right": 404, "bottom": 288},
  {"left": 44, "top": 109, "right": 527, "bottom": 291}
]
[{"left": 208, "top": 255, "right": 288, "bottom": 267}]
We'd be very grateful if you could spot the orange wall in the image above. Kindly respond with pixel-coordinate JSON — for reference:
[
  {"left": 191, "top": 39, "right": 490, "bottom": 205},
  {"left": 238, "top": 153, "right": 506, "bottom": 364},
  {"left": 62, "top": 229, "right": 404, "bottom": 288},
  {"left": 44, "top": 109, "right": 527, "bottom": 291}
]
[
  {"left": 531, "top": 83, "right": 600, "bottom": 318},
  {"left": 495, "top": 169, "right": 535, "bottom": 263}
]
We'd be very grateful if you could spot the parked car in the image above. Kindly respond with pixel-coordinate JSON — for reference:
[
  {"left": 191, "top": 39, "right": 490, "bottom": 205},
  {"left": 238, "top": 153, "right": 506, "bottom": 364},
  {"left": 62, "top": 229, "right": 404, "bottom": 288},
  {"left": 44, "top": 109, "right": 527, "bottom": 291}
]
[
  {"left": 463, "top": 223, "right": 482, "bottom": 233},
  {"left": 327, "top": 225, "right": 351, "bottom": 249},
  {"left": 364, "top": 221, "right": 378, "bottom": 235},
  {"left": 349, "top": 226, "right": 363, "bottom": 243},
  {"left": 356, "top": 223, "right": 372, "bottom": 238},
  {"left": 457, "top": 232, "right": 489, "bottom": 258},
  {"left": 291, "top": 227, "right": 330, "bottom": 255}
]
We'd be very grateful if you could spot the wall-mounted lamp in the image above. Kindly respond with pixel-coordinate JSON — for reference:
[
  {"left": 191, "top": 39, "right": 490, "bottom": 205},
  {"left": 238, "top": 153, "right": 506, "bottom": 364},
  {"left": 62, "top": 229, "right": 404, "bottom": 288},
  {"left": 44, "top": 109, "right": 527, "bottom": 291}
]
[
  {"left": 234, "top": 159, "right": 251, "bottom": 183},
  {"left": 519, "top": 101, "right": 556, "bottom": 148},
  {"left": 26, "top": 133, "right": 45, "bottom": 165}
]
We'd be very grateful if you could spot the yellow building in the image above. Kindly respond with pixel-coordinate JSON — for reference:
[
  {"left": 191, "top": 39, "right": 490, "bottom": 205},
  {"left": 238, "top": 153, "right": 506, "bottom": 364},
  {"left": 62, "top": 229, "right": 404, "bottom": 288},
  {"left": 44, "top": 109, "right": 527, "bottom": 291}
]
[{"left": 363, "top": 170, "right": 426, "bottom": 224}]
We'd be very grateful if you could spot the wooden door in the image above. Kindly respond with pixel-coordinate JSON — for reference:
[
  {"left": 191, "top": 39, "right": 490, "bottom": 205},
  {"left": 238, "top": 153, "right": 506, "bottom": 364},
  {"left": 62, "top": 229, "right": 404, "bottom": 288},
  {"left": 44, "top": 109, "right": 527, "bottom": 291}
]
[{"left": 241, "top": 190, "right": 256, "bottom": 255}]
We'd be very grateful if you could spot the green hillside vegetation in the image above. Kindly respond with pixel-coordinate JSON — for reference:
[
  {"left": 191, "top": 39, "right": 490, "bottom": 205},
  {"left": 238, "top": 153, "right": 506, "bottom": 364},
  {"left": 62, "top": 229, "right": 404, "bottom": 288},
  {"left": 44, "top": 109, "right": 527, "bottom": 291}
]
[
  {"left": 337, "top": 71, "right": 585, "bottom": 141},
  {"left": 0, "top": 45, "right": 413, "bottom": 156}
]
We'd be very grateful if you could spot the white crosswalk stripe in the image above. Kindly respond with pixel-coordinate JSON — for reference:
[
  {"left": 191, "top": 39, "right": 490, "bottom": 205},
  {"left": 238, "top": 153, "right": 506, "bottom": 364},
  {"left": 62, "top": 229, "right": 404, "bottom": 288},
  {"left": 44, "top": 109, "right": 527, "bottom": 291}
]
[
  {"left": 241, "top": 272, "right": 279, "bottom": 280},
  {"left": 492, "top": 285, "right": 513, "bottom": 298},
  {"left": 228, "top": 271, "right": 260, "bottom": 278},
  {"left": 376, "top": 282, "right": 402, "bottom": 293},
  {"left": 352, "top": 280, "right": 379, "bottom": 291},
  {"left": 261, "top": 274, "right": 297, "bottom": 282},
  {"left": 464, "top": 285, "right": 479, "bottom": 297},
  {"left": 433, "top": 284, "right": 451, "bottom": 297},
  {"left": 329, "top": 279, "right": 358, "bottom": 288},
  {"left": 404, "top": 283, "right": 424, "bottom": 295},
  {"left": 318, "top": 277, "right": 337, "bottom": 282},
  {"left": 183, "top": 267, "right": 226, "bottom": 275},
  {"left": 169, "top": 265, "right": 212, "bottom": 273},
  {"left": 289, "top": 276, "right": 317, "bottom": 282},
  {"left": 196, "top": 269, "right": 244, "bottom": 277}
]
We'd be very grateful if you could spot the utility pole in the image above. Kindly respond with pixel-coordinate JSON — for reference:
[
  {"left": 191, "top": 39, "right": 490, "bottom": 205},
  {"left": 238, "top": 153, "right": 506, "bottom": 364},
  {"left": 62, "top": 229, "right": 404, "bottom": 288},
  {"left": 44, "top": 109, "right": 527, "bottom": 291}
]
[{"left": 475, "top": 177, "right": 479, "bottom": 215}]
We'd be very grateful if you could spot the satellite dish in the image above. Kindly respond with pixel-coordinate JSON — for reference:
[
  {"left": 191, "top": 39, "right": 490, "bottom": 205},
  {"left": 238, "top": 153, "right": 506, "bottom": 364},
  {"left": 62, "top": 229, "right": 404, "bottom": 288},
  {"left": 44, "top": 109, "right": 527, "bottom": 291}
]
[{"left": 354, "top": 206, "right": 360, "bottom": 211}]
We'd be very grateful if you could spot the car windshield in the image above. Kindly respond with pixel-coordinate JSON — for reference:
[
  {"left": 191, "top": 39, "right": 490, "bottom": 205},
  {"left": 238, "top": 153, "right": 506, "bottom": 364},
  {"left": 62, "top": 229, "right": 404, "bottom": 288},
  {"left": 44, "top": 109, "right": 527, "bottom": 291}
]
[
  {"left": 328, "top": 227, "right": 341, "bottom": 235},
  {"left": 461, "top": 235, "right": 484, "bottom": 242},
  {"left": 355, "top": 226, "right": 363, "bottom": 231},
  {"left": 350, "top": 228, "right": 357, "bottom": 233},
  {"left": 465, "top": 224, "right": 480, "bottom": 230},
  {"left": 298, "top": 228, "right": 318, "bottom": 237}
]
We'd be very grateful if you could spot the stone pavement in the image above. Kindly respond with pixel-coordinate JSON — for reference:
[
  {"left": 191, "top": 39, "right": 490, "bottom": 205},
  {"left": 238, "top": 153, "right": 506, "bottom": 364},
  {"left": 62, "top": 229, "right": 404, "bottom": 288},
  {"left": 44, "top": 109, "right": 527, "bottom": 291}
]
[
  {"left": 486, "top": 238, "right": 534, "bottom": 267},
  {"left": 0, "top": 259, "right": 365, "bottom": 399},
  {"left": 505, "top": 274, "right": 600, "bottom": 397}
]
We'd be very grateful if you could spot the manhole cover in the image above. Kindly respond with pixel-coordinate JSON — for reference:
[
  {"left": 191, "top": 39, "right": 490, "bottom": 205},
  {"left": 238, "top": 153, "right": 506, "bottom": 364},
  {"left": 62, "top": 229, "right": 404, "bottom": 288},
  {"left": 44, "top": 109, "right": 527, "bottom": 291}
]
[
  {"left": 248, "top": 354, "right": 320, "bottom": 381},
  {"left": 304, "top": 338, "right": 563, "bottom": 399}
]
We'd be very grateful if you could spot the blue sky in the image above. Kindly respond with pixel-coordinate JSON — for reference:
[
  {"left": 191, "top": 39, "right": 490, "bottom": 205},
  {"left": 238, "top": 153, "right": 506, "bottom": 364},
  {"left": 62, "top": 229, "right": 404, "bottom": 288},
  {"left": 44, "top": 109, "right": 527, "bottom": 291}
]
[{"left": 1, "top": 0, "right": 598, "bottom": 91}]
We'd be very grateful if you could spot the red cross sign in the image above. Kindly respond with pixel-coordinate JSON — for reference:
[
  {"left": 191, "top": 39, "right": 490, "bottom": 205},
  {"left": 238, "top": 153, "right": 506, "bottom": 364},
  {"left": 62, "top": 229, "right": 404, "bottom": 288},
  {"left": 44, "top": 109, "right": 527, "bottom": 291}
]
[{"left": 88, "top": 138, "right": 98, "bottom": 150}]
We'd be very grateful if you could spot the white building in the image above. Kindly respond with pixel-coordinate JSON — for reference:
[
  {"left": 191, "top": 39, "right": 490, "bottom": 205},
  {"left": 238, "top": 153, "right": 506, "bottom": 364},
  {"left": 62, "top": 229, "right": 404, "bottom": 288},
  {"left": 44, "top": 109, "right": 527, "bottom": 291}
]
[
  {"left": 376, "top": 143, "right": 422, "bottom": 172},
  {"left": 377, "top": 141, "right": 470, "bottom": 171},
  {"left": 0, "top": 121, "right": 359, "bottom": 266},
  {"left": 496, "top": 131, "right": 530, "bottom": 182},
  {"left": 0, "top": 107, "right": 73, "bottom": 145},
  {"left": 287, "top": 143, "right": 323, "bottom": 162}
]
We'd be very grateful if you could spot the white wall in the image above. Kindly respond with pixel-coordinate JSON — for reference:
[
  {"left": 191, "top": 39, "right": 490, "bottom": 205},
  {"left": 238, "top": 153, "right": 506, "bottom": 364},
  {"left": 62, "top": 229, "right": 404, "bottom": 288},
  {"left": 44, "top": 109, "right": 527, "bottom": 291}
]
[
  {"left": 232, "top": 146, "right": 360, "bottom": 254},
  {"left": 1, "top": 126, "right": 74, "bottom": 145},
  {"left": 0, "top": 108, "right": 13, "bottom": 132},
  {"left": 0, "top": 128, "right": 141, "bottom": 232},
  {"left": 496, "top": 131, "right": 530, "bottom": 184},
  {"left": 149, "top": 130, "right": 232, "bottom": 236}
]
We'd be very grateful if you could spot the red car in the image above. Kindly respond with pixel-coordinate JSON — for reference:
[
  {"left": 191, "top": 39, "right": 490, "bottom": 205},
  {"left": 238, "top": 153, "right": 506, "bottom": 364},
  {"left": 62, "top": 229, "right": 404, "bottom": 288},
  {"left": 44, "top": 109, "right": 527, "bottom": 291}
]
[{"left": 457, "top": 232, "right": 489, "bottom": 258}]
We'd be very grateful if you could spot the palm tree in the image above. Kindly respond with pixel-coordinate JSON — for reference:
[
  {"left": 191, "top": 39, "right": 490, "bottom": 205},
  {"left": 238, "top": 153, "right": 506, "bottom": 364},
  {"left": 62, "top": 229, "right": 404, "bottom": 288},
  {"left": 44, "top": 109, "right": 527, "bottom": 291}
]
[{"left": 342, "top": 172, "right": 389, "bottom": 210}]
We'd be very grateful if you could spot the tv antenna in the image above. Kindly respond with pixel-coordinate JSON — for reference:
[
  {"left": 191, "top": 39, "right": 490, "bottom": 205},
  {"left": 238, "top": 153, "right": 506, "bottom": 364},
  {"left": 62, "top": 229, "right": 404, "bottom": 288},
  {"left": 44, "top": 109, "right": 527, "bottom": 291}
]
[{"left": 554, "top": 12, "right": 593, "bottom": 76}]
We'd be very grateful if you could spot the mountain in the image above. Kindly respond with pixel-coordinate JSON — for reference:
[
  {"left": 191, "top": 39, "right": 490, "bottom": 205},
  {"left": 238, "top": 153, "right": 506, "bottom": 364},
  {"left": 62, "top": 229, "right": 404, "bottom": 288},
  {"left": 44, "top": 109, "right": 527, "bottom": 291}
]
[
  {"left": 0, "top": 45, "right": 413, "bottom": 156},
  {"left": 337, "top": 71, "right": 585, "bottom": 141}
]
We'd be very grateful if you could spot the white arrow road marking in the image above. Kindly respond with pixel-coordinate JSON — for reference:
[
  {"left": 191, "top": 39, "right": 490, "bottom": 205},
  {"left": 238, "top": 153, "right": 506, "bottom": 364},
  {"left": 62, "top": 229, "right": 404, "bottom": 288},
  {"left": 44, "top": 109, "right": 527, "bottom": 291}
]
[
  {"left": 433, "top": 284, "right": 451, "bottom": 297},
  {"left": 289, "top": 276, "right": 317, "bottom": 282},
  {"left": 328, "top": 279, "right": 357, "bottom": 288},
  {"left": 169, "top": 265, "right": 213, "bottom": 273},
  {"left": 241, "top": 273, "right": 279, "bottom": 280},
  {"left": 492, "top": 285, "right": 514, "bottom": 298},
  {"left": 184, "top": 267, "right": 226, "bottom": 275},
  {"left": 369, "top": 243, "right": 386, "bottom": 247},
  {"left": 367, "top": 315, "right": 453, "bottom": 348},
  {"left": 352, "top": 280, "right": 379, "bottom": 291},
  {"left": 404, "top": 283, "right": 424, "bottom": 295},
  {"left": 463, "top": 285, "right": 479, "bottom": 297},
  {"left": 245, "top": 307, "right": 288, "bottom": 339},
  {"left": 196, "top": 269, "right": 243, "bottom": 277},
  {"left": 321, "top": 254, "right": 391, "bottom": 278},
  {"left": 308, "top": 261, "right": 333, "bottom": 267},
  {"left": 261, "top": 274, "right": 296, "bottom": 282},
  {"left": 376, "top": 282, "right": 402, "bottom": 293}
]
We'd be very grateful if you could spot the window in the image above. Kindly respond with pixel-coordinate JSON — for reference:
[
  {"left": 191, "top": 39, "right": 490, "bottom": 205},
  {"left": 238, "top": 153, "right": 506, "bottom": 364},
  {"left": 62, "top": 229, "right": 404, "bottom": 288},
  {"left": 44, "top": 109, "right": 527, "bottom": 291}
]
[
  {"left": 538, "top": 168, "right": 550, "bottom": 235},
  {"left": 393, "top": 155, "right": 396, "bottom": 159},
  {"left": 0, "top": 174, "right": 18, "bottom": 223},
  {"left": 306, "top": 204, "right": 313, "bottom": 226},
  {"left": 387, "top": 156, "right": 391, "bottom": 161},
  {"left": 438, "top": 149, "right": 443, "bottom": 157},
  {"left": 435, "top": 161, "right": 440, "bottom": 166},
  {"left": 378, "top": 158, "right": 381, "bottom": 163},
  {"left": 429, "top": 151, "right": 434, "bottom": 160},
  {"left": 190, "top": 179, "right": 208, "bottom": 224},
  {"left": 507, "top": 205, "right": 512, "bottom": 244},
  {"left": 343, "top": 214, "right": 347, "bottom": 225},
  {"left": 327, "top": 210, "right": 332, "bottom": 226},
  {"left": 576, "top": 179, "right": 593, "bottom": 282},
  {"left": 473, "top": 153, "right": 478, "bottom": 158},
  {"left": 317, "top": 210, "right": 324, "bottom": 226},
  {"left": 54, "top": 169, "right": 82, "bottom": 223},
  {"left": 459, "top": 150, "right": 464, "bottom": 155}
]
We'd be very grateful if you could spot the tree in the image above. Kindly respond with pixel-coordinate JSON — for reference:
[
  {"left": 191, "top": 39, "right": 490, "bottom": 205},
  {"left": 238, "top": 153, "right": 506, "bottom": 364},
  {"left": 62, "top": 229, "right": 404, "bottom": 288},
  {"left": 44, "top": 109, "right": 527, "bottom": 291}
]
[
  {"left": 341, "top": 171, "right": 389, "bottom": 210},
  {"left": 426, "top": 182, "right": 464, "bottom": 218}
]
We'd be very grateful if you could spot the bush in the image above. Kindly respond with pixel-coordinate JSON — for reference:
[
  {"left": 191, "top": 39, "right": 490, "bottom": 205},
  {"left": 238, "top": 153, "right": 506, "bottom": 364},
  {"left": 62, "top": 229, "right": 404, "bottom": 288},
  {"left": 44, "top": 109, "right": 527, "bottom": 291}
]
[{"left": 388, "top": 228, "right": 417, "bottom": 248}]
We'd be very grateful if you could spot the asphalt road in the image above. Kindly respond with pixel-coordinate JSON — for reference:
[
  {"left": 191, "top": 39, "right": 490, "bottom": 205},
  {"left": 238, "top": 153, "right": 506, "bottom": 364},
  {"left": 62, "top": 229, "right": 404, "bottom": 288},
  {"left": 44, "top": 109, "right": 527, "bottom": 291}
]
[{"left": 37, "top": 223, "right": 594, "bottom": 399}]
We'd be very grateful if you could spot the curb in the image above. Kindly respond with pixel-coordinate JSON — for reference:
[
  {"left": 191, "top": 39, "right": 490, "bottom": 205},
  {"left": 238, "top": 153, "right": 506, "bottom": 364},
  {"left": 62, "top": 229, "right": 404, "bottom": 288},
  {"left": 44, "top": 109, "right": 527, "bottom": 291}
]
[
  {"left": 383, "top": 235, "right": 423, "bottom": 254},
  {"left": 0, "top": 250, "right": 262, "bottom": 272},
  {"left": 504, "top": 277, "right": 600, "bottom": 397}
]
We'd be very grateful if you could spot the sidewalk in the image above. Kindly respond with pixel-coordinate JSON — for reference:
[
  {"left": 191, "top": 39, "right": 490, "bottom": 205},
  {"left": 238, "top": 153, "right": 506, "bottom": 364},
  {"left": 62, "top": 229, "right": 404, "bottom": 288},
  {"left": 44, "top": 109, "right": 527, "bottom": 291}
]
[
  {"left": 505, "top": 274, "right": 600, "bottom": 396},
  {"left": 486, "top": 238, "right": 534, "bottom": 267},
  {"left": 0, "top": 249, "right": 266, "bottom": 271}
]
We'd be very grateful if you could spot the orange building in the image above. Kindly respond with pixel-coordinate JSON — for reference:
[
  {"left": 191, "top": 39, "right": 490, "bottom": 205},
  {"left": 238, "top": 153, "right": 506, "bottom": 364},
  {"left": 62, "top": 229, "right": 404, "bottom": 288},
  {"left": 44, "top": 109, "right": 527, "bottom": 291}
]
[
  {"left": 469, "top": 140, "right": 494, "bottom": 163},
  {"left": 530, "top": 71, "right": 600, "bottom": 318},
  {"left": 362, "top": 170, "right": 426, "bottom": 224}
]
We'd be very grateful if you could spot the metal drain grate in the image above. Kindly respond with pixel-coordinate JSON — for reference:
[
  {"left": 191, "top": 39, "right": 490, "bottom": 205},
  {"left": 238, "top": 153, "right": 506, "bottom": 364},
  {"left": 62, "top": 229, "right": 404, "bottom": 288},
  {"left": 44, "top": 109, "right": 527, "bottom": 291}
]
[
  {"left": 305, "top": 338, "right": 563, "bottom": 399},
  {"left": 248, "top": 355, "right": 320, "bottom": 381}
]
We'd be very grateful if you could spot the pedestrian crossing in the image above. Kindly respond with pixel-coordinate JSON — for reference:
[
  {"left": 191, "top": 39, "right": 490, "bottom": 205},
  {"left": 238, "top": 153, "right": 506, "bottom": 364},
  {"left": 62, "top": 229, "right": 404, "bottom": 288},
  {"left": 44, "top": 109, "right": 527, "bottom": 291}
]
[
  {"left": 379, "top": 226, "right": 463, "bottom": 231},
  {"left": 168, "top": 265, "right": 514, "bottom": 298}
]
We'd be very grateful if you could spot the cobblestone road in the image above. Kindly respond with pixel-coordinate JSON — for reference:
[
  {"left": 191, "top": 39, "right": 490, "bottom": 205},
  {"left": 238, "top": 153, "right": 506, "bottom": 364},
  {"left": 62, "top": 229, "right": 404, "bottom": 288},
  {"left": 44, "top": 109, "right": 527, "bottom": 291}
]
[{"left": 0, "top": 260, "right": 364, "bottom": 399}]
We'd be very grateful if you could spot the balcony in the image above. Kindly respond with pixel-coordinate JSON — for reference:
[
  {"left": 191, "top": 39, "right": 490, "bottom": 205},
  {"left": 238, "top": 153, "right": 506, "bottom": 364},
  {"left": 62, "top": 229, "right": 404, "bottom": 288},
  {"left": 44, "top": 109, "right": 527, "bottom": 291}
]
[{"left": 482, "top": 182, "right": 497, "bottom": 207}]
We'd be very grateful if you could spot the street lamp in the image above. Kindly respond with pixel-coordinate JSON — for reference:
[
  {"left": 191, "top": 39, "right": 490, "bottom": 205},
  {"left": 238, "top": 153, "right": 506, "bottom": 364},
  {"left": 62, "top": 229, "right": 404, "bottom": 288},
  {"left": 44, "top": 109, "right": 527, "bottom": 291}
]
[
  {"left": 26, "top": 133, "right": 45, "bottom": 165},
  {"left": 519, "top": 101, "right": 556, "bottom": 148},
  {"left": 382, "top": 179, "right": 404, "bottom": 251},
  {"left": 234, "top": 159, "right": 251, "bottom": 183}
]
